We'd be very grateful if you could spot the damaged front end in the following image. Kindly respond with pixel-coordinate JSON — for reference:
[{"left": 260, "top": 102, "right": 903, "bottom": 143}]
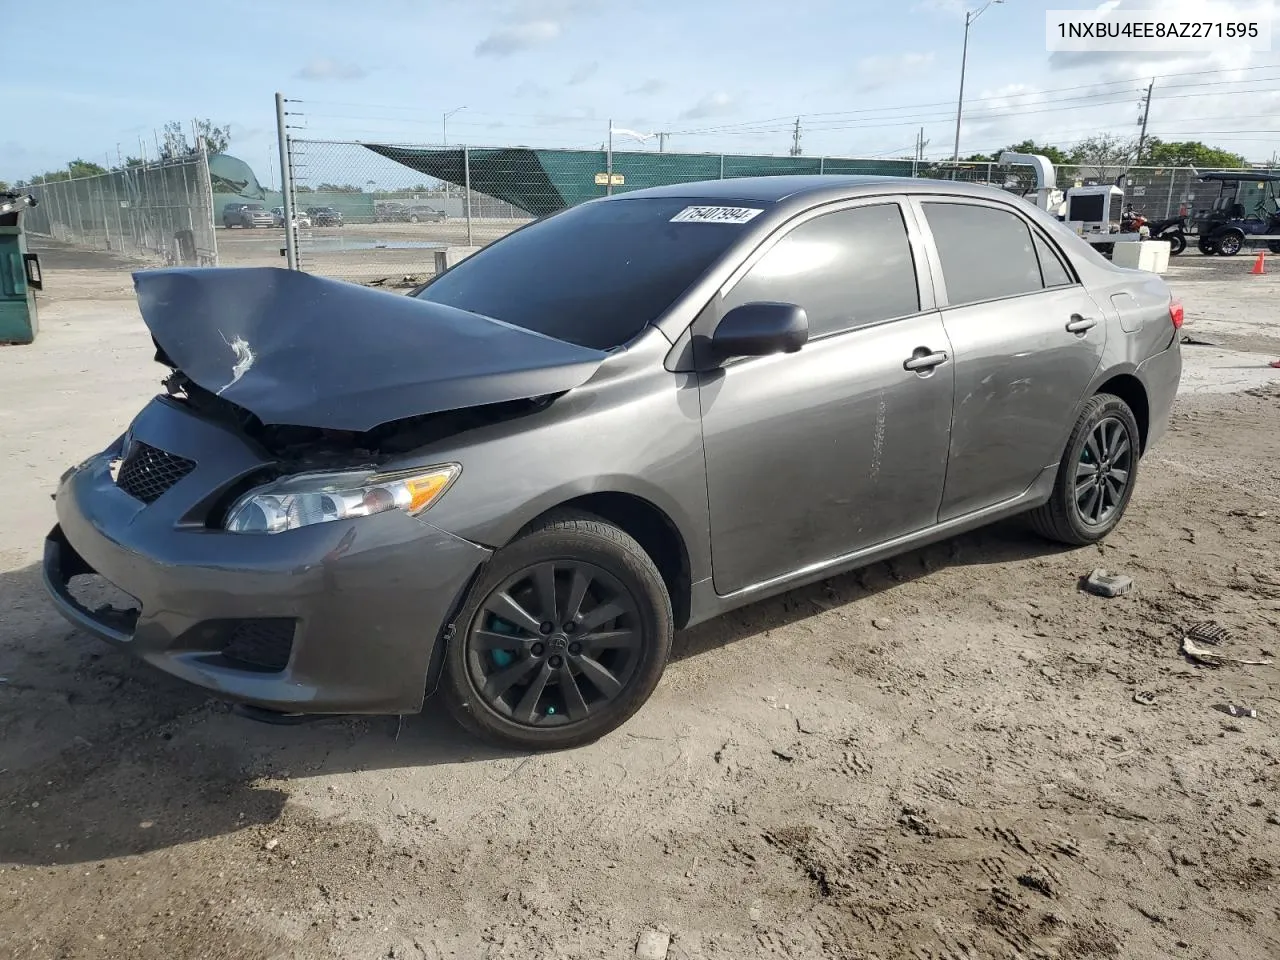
[{"left": 129, "top": 266, "right": 609, "bottom": 527}]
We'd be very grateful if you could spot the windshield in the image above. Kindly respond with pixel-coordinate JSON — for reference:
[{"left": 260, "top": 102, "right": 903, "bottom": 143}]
[
  {"left": 246, "top": 204, "right": 263, "bottom": 210},
  {"left": 414, "top": 197, "right": 757, "bottom": 350}
]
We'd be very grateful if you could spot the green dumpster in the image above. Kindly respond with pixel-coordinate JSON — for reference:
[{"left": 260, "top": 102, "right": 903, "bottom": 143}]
[{"left": 0, "top": 192, "right": 42, "bottom": 345}]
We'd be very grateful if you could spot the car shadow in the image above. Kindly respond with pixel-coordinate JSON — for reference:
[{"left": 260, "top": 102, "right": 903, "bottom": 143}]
[{"left": 0, "top": 518, "right": 1073, "bottom": 865}]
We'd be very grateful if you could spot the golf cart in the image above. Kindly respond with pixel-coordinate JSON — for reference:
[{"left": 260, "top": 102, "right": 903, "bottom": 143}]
[{"left": 1192, "top": 171, "right": 1280, "bottom": 256}]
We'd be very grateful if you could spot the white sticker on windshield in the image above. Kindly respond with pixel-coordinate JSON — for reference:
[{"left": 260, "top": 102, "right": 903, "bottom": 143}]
[{"left": 670, "top": 205, "right": 764, "bottom": 224}]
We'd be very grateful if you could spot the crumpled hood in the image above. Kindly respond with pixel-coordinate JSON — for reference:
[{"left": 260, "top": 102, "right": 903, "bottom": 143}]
[{"left": 133, "top": 267, "right": 607, "bottom": 432}]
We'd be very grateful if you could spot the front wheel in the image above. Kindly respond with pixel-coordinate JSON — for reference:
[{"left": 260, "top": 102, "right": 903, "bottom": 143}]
[
  {"left": 441, "top": 511, "right": 674, "bottom": 750},
  {"left": 409, "top": 214, "right": 419, "bottom": 223},
  {"left": 1198, "top": 236, "right": 1217, "bottom": 255},
  {"left": 1166, "top": 231, "right": 1187, "bottom": 256},
  {"left": 1268, "top": 240, "right": 1280, "bottom": 254},
  {"left": 1028, "top": 393, "right": 1140, "bottom": 546}
]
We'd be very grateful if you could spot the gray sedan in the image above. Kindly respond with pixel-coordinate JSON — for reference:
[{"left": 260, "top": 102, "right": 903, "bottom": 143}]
[{"left": 44, "top": 176, "right": 1182, "bottom": 750}]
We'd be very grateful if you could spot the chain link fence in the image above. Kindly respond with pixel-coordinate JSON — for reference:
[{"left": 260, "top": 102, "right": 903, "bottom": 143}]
[
  {"left": 24, "top": 154, "right": 218, "bottom": 266},
  {"left": 279, "top": 137, "right": 1273, "bottom": 286}
]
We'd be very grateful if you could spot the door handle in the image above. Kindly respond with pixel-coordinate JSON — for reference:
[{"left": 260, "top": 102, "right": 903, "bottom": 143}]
[
  {"left": 903, "top": 350, "right": 949, "bottom": 372},
  {"left": 1066, "top": 314, "right": 1098, "bottom": 333}
]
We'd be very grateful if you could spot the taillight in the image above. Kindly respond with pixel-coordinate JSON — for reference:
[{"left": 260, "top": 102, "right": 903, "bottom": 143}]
[{"left": 1169, "top": 298, "right": 1184, "bottom": 329}]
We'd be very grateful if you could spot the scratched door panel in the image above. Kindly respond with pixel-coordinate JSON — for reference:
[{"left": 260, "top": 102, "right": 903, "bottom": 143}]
[
  {"left": 938, "top": 286, "right": 1106, "bottom": 520},
  {"left": 699, "top": 312, "right": 955, "bottom": 596}
]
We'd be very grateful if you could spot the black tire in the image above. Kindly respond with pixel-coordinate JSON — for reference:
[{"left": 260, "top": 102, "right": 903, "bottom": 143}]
[
  {"left": 409, "top": 214, "right": 419, "bottom": 223},
  {"left": 1268, "top": 240, "right": 1280, "bottom": 254},
  {"left": 1197, "top": 236, "right": 1217, "bottom": 255},
  {"left": 440, "top": 510, "right": 674, "bottom": 751},
  {"left": 1167, "top": 231, "right": 1186, "bottom": 256},
  {"left": 1217, "top": 231, "right": 1244, "bottom": 256},
  {"left": 1028, "top": 393, "right": 1141, "bottom": 547}
]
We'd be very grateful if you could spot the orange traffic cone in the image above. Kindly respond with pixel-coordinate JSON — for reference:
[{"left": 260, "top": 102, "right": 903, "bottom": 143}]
[{"left": 1252, "top": 251, "right": 1266, "bottom": 275}]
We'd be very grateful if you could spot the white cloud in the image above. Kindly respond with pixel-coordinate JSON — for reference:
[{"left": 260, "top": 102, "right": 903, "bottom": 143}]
[
  {"left": 568, "top": 61, "right": 599, "bottom": 85},
  {"left": 294, "top": 58, "right": 366, "bottom": 81},
  {"left": 679, "top": 92, "right": 735, "bottom": 120},
  {"left": 514, "top": 79, "right": 552, "bottom": 98},
  {"left": 859, "top": 52, "right": 935, "bottom": 72},
  {"left": 628, "top": 78, "right": 666, "bottom": 96},
  {"left": 475, "top": 19, "right": 561, "bottom": 57}
]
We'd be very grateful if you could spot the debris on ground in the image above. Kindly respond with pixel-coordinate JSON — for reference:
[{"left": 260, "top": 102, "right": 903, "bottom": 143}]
[
  {"left": 636, "top": 929, "right": 671, "bottom": 960},
  {"left": 1213, "top": 704, "right": 1259, "bottom": 719},
  {"left": 1133, "top": 691, "right": 1157, "bottom": 706},
  {"left": 1182, "top": 636, "right": 1275, "bottom": 668},
  {"left": 1082, "top": 569, "right": 1134, "bottom": 598},
  {"left": 264, "top": 838, "right": 280, "bottom": 851},
  {"left": 1186, "top": 622, "right": 1231, "bottom": 646}
]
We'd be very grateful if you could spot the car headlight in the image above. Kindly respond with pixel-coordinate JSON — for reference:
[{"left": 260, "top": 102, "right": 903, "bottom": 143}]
[{"left": 224, "top": 464, "right": 460, "bottom": 534}]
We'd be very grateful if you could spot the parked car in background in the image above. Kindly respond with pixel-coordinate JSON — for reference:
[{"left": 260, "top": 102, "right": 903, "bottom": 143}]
[
  {"left": 43, "top": 177, "right": 1182, "bottom": 752},
  {"left": 406, "top": 204, "right": 447, "bottom": 223},
  {"left": 270, "top": 207, "right": 312, "bottom": 229},
  {"left": 222, "top": 203, "right": 274, "bottom": 229},
  {"left": 306, "top": 206, "right": 344, "bottom": 227},
  {"left": 375, "top": 202, "right": 448, "bottom": 223}
]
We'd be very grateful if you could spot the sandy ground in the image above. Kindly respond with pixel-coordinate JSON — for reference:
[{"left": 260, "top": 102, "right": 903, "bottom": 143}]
[{"left": 1, "top": 242, "right": 1279, "bottom": 960}]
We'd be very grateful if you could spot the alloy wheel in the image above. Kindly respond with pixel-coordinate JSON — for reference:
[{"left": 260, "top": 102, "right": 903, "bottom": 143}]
[
  {"left": 1074, "top": 417, "right": 1133, "bottom": 526},
  {"left": 466, "top": 560, "right": 644, "bottom": 727}
]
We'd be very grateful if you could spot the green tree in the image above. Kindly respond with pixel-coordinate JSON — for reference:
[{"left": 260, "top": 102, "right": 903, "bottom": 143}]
[
  {"left": 1069, "top": 134, "right": 1136, "bottom": 179},
  {"left": 160, "top": 119, "right": 232, "bottom": 159},
  {"left": 316, "top": 182, "right": 364, "bottom": 193},
  {"left": 67, "top": 158, "right": 107, "bottom": 178},
  {"left": 1139, "top": 138, "right": 1246, "bottom": 169},
  {"left": 0, "top": 179, "right": 9, "bottom": 193}
]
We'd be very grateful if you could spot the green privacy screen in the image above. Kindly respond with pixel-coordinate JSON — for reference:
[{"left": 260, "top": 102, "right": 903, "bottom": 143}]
[{"left": 362, "top": 145, "right": 925, "bottom": 218}]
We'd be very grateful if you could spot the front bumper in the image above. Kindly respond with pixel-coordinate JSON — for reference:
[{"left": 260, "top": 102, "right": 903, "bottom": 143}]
[{"left": 42, "top": 397, "right": 491, "bottom": 715}]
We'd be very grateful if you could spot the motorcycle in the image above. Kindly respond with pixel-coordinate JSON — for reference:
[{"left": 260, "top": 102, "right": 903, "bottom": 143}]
[{"left": 1120, "top": 205, "right": 1187, "bottom": 255}]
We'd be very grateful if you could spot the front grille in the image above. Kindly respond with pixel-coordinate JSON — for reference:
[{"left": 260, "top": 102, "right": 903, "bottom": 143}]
[
  {"left": 116, "top": 441, "right": 196, "bottom": 504},
  {"left": 222, "top": 619, "right": 296, "bottom": 672}
]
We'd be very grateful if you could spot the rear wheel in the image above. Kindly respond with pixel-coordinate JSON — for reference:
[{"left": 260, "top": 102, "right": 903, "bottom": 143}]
[
  {"left": 409, "top": 214, "right": 420, "bottom": 223},
  {"left": 1167, "top": 231, "right": 1187, "bottom": 256},
  {"left": 1197, "top": 236, "right": 1217, "bottom": 255},
  {"left": 441, "top": 511, "right": 673, "bottom": 750},
  {"left": 1268, "top": 240, "right": 1280, "bottom": 254},
  {"left": 1217, "top": 231, "right": 1244, "bottom": 256},
  {"left": 1028, "top": 393, "right": 1140, "bottom": 546}
]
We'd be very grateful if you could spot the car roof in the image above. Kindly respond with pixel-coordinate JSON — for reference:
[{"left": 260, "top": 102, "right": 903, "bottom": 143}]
[{"left": 602, "top": 174, "right": 1030, "bottom": 209}]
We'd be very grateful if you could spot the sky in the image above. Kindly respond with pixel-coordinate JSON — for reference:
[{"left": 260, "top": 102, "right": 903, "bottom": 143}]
[{"left": 3, "top": 0, "right": 1279, "bottom": 186}]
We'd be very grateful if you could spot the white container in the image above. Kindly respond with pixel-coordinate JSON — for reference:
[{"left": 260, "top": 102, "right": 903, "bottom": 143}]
[{"left": 1112, "top": 239, "right": 1171, "bottom": 274}]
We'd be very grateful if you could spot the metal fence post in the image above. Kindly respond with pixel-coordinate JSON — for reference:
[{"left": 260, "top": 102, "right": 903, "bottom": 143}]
[
  {"left": 200, "top": 144, "right": 219, "bottom": 265},
  {"left": 819, "top": 156, "right": 825, "bottom": 175},
  {"left": 719, "top": 154, "right": 725, "bottom": 179},
  {"left": 275, "top": 92, "right": 299, "bottom": 270},
  {"left": 1166, "top": 168, "right": 1178, "bottom": 220},
  {"left": 464, "top": 144, "right": 473, "bottom": 246}
]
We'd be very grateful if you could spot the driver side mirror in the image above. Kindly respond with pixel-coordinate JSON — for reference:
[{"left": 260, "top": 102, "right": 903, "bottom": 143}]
[{"left": 707, "top": 302, "right": 808, "bottom": 365}]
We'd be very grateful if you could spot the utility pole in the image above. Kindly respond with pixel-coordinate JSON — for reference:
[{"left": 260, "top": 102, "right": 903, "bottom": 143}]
[
  {"left": 658, "top": 132, "right": 668, "bottom": 152},
  {"left": 1135, "top": 78, "right": 1155, "bottom": 163},
  {"left": 789, "top": 117, "right": 802, "bottom": 157},
  {"left": 952, "top": 0, "right": 1005, "bottom": 172},
  {"left": 913, "top": 127, "right": 929, "bottom": 178}
]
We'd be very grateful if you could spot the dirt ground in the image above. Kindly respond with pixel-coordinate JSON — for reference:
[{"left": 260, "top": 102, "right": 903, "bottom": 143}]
[{"left": 1, "top": 243, "right": 1279, "bottom": 960}]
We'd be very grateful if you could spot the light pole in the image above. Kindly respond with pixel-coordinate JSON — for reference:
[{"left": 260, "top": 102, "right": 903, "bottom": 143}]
[
  {"left": 442, "top": 105, "right": 466, "bottom": 146},
  {"left": 952, "top": 0, "right": 1004, "bottom": 166}
]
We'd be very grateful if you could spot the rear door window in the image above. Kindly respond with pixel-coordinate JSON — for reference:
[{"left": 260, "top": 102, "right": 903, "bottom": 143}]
[
  {"left": 723, "top": 203, "right": 920, "bottom": 338},
  {"left": 922, "top": 202, "right": 1044, "bottom": 306}
]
